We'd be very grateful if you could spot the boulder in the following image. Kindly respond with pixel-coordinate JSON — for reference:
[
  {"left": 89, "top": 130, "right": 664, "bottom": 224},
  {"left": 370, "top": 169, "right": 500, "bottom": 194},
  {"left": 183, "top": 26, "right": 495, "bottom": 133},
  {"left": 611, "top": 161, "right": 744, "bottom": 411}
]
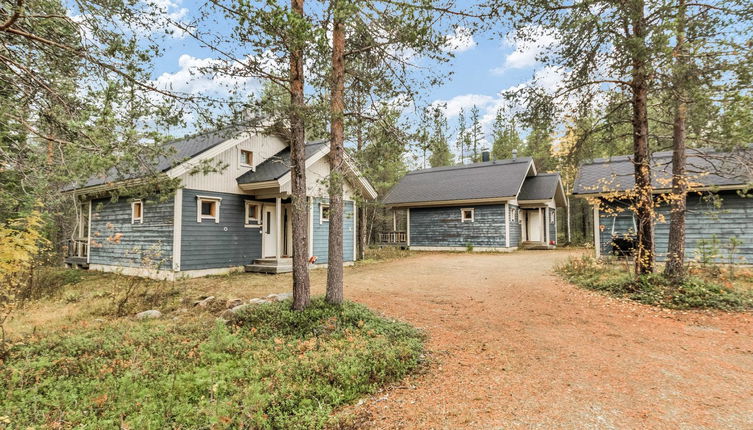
[
  {"left": 226, "top": 298, "right": 244, "bottom": 309},
  {"left": 135, "top": 310, "right": 162, "bottom": 320},
  {"left": 249, "top": 298, "right": 270, "bottom": 305},
  {"left": 265, "top": 292, "right": 292, "bottom": 302},
  {"left": 194, "top": 296, "right": 216, "bottom": 307}
]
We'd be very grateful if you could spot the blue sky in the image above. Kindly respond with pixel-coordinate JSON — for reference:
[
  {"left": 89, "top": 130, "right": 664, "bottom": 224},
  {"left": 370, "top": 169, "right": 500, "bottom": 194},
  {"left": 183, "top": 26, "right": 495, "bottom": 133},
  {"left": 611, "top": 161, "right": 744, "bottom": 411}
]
[{"left": 148, "top": 1, "right": 555, "bottom": 154}]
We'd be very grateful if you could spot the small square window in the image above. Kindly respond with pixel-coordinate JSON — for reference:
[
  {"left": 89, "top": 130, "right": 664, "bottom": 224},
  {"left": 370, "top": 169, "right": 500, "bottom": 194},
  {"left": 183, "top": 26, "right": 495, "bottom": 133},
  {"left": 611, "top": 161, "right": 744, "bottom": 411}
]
[
  {"left": 240, "top": 149, "right": 254, "bottom": 167},
  {"left": 245, "top": 201, "right": 260, "bottom": 226},
  {"left": 131, "top": 200, "right": 143, "bottom": 224},
  {"left": 320, "top": 203, "right": 330, "bottom": 223},
  {"left": 461, "top": 208, "right": 474, "bottom": 223},
  {"left": 196, "top": 196, "right": 222, "bottom": 223}
]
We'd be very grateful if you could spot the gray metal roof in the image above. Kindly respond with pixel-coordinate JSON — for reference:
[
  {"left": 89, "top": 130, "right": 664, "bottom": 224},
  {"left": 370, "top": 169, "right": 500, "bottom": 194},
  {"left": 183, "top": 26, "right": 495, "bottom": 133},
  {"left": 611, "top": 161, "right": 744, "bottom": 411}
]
[
  {"left": 71, "top": 128, "right": 242, "bottom": 190},
  {"left": 518, "top": 174, "right": 560, "bottom": 201},
  {"left": 236, "top": 141, "right": 328, "bottom": 184},
  {"left": 383, "top": 157, "right": 533, "bottom": 205},
  {"left": 572, "top": 148, "right": 753, "bottom": 195}
]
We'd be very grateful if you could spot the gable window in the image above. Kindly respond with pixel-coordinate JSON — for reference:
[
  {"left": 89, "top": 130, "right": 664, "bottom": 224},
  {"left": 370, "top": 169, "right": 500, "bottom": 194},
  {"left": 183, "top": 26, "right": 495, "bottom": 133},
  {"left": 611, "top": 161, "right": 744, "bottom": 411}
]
[
  {"left": 245, "top": 201, "right": 261, "bottom": 227},
  {"left": 461, "top": 208, "right": 475, "bottom": 223},
  {"left": 320, "top": 203, "right": 330, "bottom": 223},
  {"left": 240, "top": 149, "right": 254, "bottom": 167},
  {"left": 131, "top": 200, "right": 143, "bottom": 224},
  {"left": 196, "top": 196, "right": 222, "bottom": 223}
]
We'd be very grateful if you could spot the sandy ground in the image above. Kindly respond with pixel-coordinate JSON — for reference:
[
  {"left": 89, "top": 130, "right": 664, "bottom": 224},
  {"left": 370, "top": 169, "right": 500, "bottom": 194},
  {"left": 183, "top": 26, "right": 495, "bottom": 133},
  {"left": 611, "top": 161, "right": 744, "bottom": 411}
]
[
  {"left": 328, "top": 250, "right": 753, "bottom": 429},
  {"left": 10, "top": 250, "right": 753, "bottom": 429}
]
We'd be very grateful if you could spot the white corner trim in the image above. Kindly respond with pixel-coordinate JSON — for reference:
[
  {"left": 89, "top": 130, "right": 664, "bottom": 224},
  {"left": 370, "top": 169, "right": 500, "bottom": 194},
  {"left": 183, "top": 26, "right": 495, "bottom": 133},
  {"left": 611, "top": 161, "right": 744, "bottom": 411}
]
[
  {"left": 308, "top": 197, "right": 314, "bottom": 258},
  {"left": 593, "top": 204, "right": 601, "bottom": 258},
  {"left": 172, "top": 189, "right": 183, "bottom": 271},
  {"left": 504, "top": 203, "right": 510, "bottom": 248}
]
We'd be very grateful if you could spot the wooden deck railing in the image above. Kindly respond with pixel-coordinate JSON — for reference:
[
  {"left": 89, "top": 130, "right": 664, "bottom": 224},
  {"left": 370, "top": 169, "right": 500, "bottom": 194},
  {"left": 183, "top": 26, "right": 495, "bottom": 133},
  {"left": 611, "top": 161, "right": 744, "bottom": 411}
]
[
  {"left": 378, "top": 231, "right": 407, "bottom": 244},
  {"left": 67, "top": 239, "right": 88, "bottom": 258}
]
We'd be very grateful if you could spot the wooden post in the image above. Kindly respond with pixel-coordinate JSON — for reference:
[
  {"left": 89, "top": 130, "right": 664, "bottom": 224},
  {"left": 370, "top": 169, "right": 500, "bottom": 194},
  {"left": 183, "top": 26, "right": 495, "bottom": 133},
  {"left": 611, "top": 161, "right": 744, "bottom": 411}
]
[
  {"left": 593, "top": 204, "right": 601, "bottom": 258},
  {"left": 276, "top": 197, "right": 282, "bottom": 260}
]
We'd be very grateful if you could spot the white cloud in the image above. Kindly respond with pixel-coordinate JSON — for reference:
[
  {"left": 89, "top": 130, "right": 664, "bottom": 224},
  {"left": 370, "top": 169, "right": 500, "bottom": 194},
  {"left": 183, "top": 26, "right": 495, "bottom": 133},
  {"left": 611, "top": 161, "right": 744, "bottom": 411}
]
[
  {"left": 432, "top": 94, "right": 495, "bottom": 118},
  {"left": 442, "top": 27, "right": 476, "bottom": 53},
  {"left": 491, "top": 26, "right": 558, "bottom": 74},
  {"left": 153, "top": 54, "right": 261, "bottom": 97}
]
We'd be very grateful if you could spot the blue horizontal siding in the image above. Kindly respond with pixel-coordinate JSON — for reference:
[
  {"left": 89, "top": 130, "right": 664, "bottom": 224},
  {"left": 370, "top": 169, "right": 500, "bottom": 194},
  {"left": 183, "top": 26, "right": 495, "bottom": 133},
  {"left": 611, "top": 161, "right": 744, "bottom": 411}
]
[
  {"left": 509, "top": 204, "right": 521, "bottom": 247},
  {"left": 599, "top": 192, "right": 753, "bottom": 263},
  {"left": 409, "top": 204, "right": 506, "bottom": 248},
  {"left": 89, "top": 196, "right": 173, "bottom": 270},
  {"left": 180, "top": 189, "right": 262, "bottom": 270},
  {"left": 312, "top": 198, "right": 354, "bottom": 264}
]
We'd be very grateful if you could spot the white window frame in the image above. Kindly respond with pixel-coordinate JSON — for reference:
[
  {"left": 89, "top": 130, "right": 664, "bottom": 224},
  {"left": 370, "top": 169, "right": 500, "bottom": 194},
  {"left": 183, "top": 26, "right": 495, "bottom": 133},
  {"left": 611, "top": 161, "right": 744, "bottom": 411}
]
[
  {"left": 196, "top": 195, "right": 222, "bottom": 223},
  {"left": 131, "top": 200, "right": 143, "bottom": 224},
  {"left": 461, "top": 207, "right": 475, "bottom": 223},
  {"left": 244, "top": 200, "right": 261, "bottom": 227},
  {"left": 239, "top": 149, "right": 254, "bottom": 168},
  {"left": 320, "top": 203, "right": 330, "bottom": 224}
]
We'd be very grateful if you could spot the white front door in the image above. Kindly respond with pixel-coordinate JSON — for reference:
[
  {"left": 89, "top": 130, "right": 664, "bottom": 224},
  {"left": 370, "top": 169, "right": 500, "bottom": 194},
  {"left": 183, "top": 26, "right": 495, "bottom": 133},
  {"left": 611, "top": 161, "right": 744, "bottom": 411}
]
[
  {"left": 527, "top": 210, "right": 543, "bottom": 242},
  {"left": 262, "top": 204, "right": 277, "bottom": 257}
]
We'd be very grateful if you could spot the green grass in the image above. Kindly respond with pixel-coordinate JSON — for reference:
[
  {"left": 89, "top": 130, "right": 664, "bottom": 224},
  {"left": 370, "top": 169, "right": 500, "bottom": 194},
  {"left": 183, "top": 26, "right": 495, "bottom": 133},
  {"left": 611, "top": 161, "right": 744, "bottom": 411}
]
[
  {"left": 557, "top": 256, "right": 753, "bottom": 311},
  {"left": 1, "top": 298, "right": 425, "bottom": 429}
]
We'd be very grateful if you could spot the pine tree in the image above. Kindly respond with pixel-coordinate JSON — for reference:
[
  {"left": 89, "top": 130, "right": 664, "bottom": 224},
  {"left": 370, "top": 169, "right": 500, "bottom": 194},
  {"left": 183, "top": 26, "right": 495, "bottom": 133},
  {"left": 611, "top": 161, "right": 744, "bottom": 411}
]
[
  {"left": 456, "top": 108, "right": 467, "bottom": 164},
  {"left": 469, "top": 105, "right": 483, "bottom": 162},
  {"left": 428, "top": 106, "right": 453, "bottom": 167},
  {"left": 490, "top": 108, "right": 524, "bottom": 160}
]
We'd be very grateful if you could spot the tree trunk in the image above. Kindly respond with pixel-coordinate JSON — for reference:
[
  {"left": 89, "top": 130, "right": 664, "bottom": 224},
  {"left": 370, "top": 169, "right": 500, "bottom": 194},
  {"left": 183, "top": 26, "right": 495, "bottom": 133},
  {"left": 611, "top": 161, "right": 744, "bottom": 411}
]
[
  {"left": 289, "top": 0, "right": 311, "bottom": 311},
  {"left": 664, "top": 0, "right": 688, "bottom": 282},
  {"left": 326, "top": 5, "right": 345, "bottom": 305},
  {"left": 630, "top": 0, "right": 655, "bottom": 275}
]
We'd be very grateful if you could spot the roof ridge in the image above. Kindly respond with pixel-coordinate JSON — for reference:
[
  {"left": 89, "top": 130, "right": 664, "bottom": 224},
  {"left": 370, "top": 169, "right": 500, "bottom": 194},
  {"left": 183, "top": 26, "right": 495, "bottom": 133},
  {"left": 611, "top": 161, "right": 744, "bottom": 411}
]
[{"left": 407, "top": 158, "right": 532, "bottom": 176}]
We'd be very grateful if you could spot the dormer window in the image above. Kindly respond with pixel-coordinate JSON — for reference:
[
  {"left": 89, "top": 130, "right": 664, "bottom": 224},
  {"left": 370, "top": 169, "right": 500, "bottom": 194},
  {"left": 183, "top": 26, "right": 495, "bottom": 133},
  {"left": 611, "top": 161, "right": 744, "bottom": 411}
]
[{"left": 240, "top": 149, "right": 254, "bottom": 167}]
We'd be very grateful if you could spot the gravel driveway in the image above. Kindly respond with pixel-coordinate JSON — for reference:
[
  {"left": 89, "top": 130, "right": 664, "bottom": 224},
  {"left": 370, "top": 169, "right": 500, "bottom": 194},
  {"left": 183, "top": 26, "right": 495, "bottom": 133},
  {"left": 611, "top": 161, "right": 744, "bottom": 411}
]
[{"left": 333, "top": 250, "right": 753, "bottom": 429}]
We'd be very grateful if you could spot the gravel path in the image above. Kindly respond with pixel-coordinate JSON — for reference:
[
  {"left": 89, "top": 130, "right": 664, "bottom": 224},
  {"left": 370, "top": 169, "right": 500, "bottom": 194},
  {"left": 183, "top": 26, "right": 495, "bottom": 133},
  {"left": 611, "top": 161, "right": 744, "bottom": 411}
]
[{"left": 334, "top": 250, "right": 753, "bottom": 429}]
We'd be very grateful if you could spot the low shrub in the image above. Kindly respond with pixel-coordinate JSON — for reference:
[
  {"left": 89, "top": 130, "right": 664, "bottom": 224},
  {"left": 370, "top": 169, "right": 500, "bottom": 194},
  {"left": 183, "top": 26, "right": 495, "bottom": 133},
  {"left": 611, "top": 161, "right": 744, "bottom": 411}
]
[
  {"left": 1, "top": 298, "right": 424, "bottom": 429},
  {"left": 557, "top": 256, "right": 753, "bottom": 311}
]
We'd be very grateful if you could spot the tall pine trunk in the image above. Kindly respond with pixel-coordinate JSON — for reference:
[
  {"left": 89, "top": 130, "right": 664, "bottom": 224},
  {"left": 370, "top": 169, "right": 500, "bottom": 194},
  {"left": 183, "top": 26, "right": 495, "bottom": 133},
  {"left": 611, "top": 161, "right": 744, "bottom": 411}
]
[
  {"left": 630, "top": 0, "right": 655, "bottom": 275},
  {"left": 326, "top": 4, "right": 345, "bottom": 304},
  {"left": 664, "top": 0, "right": 688, "bottom": 281},
  {"left": 290, "top": 0, "right": 311, "bottom": 311}
]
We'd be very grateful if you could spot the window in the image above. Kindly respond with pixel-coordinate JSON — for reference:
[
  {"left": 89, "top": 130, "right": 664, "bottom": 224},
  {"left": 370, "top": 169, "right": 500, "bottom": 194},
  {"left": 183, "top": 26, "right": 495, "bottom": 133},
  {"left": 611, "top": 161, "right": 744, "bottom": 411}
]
[
  {"left": 320, "top": 203, "right": 330, "bottom": 223},
  {"left": 245, "top": 201, "right": 261, "bottom": 227},
  {"left": 196, "top": 196, "right": 222, "bottom": 223},
  {"left": 131, "top": 200, "right": 143, "bottom": 224},
  {"left": 240, "top": 149, "right": 254, "bottom": 167},
  {"left": 461, "top": 208, "right": 474, "bottom": 223}
]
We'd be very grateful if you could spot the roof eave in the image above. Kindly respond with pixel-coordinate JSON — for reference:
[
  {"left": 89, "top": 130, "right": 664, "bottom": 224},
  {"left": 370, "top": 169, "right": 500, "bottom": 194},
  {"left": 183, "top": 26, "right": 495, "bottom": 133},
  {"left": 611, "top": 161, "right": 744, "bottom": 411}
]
[{"left": 385, "top": 196, "right": 515, "bottom": 208}]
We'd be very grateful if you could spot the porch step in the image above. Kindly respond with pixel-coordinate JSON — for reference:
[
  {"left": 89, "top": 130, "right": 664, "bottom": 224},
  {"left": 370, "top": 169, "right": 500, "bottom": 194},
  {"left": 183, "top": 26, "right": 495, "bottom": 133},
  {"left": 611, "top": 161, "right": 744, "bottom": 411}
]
[
  {"left": 244, "top": 258, "right": 293, "bottom": 274},
  {"left": 520, "top": 241, "right": 555, "bottom": 250}
]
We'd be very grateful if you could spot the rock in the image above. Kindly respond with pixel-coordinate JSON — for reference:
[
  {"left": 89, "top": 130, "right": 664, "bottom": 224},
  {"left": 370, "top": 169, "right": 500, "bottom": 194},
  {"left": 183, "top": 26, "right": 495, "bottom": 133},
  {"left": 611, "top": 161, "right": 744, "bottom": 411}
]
[
  {"left": 194, "top": 296, "right": 215, "bottom": 307},
  {"left": 220, "top": 304, "right": 251, "bottom": 321},
  {"left": 226, "top": 298, "right": 244, "bottom": 309},
  {"left": 249, "top": 298, "right": 270, "bottom": 305},
  {"left": 94, "top": 318, "right": 105, "bottom": 323},
  {"left": 265, "top": 292, "right": 292, "bottom": 302},
  {"left": 135, "top": 310, "right": 162, "bottom": 320}
]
